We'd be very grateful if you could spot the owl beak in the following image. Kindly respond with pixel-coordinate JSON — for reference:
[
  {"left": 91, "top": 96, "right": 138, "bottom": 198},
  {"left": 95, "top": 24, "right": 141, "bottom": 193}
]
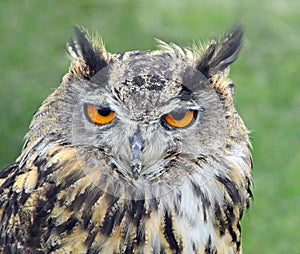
[{"left": 130, "top": 129, "right": 144, "bottom": 178}]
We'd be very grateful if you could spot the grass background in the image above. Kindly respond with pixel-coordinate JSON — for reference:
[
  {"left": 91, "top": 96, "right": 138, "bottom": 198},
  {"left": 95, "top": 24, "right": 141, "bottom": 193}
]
[{"left": 0, "top": 0, "right": 299, "bottom": 253}]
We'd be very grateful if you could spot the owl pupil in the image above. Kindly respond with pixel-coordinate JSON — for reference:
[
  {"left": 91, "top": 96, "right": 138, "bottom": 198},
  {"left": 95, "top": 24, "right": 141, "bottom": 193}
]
[
  {"left": 97, "top": 108, "right": 111, "bottom": 116},
  {"left": 170, "top": 111, "right": 186, "bottom": 120}
]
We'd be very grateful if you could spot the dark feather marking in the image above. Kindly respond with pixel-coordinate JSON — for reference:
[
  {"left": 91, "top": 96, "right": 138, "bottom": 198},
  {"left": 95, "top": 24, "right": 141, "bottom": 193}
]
[
  {"left": 12, "top": 199, "right": 19, "bottom": 217},
  {"left": 133, "top": 76, "right": 145, "bottom": 87},
  {"left": 71, "top": 26, "right": 108, "bottom": 79},
  {"left": 237, "top": 240, "right": 241, "bottom": 251},
  {"left": 148, "top": 74, "right": 166, "bottom": 84},
  {"left": 210, "top": 154, "right": 231, "bottom": 171},
  {"left": 197, "top": 25, "right": 243, "bottom": 77},
  {"left": 83, "top": 187, "right": 104, "bottom": 213},
  {"left": 204, "top": 235, "right": 212, "bottom": 254},
  {"left": 44, "top": 183, "right": 59, "bottom": 199},
  {"left": 191, "top": 181, "right": 202, "bottom": 197},
  {"left": 0, "top": 169, "right": 20, "bottom": 190},
  {"left": 246, "top": 176, "right": 253, "bottom": 207},
  {"left": 35, "top": 200, "right": 55, "bottom": 219},
  {"left": 173, "top": 192, "right": 182, "bottom": 216},
  {"left": 69, "top": 192, "right": 86, "bottom": 211},
  {"left": 82, "top": 212, "right": 92, "bottom": 229},
  {"left": 215, "top": 26, "right": 243, "bottom": 68},
  {"left": 0, "top": 177, "right": 14, "bottom": 191},
  {"left": 129, "top": 199, "right": 145, "bottom": 224},
  {"left": 53, "top": 161, "right": 85, "bottom": 190},
  {"left": 6, "top": 183, "right": 58, "bottom": 249},
  {"left": 57, "top": 193, "right": 67, "bottom": 207},
  {"left": 84, "top": 230, "right": 97, "bottom": 248},
  {"left": 36, "top": 160, "right": 59, "bottom": 185},
  {"left": 100, "top": 197, "right": 125, "bottom": 236},
  {"left": 216, "top": 175, "right": 241, "bottom": 204},
  {"left": 149, "top": 197, "right": 160, "bottom": 211},
  {"left": 2, "top": 203, "right": 12, "bottom": 226},
  {"left": 163, "top": 211, "right": 182, "bottom": 252},
  {"left": 33, "top": 156, "right": 48, "bottom": 169},
  {"left": 128, "top": 199, "right": 146, "bottom": 243},
  {"left": 236, "top": 222, "right": 242, "bottom": 250},
  {"left": 56, "top": 216, "right": 78, "bottom": 235},
  {"left": 200, "top": 192, "right": 210, "bottom": 223},
  {"left": 87, "top": 247, "right": 102, "bottom": 254},
  {"left": 197, "top": 44, "right": 217, "bottom": 77},
  {"left": 100, "top": 208, "right": 125, "bottom": 236},
  {"left": 228, "top": 225, "right": 237, "bottom": 243},
  {"left": 179, "top": 85, "right": 193, "bottom": 101},
  {"left": 18, "top": 191, "right": 30, "bottom": 206},
  {"left": 18, "top": 137, "right": 45, "bottom": 168},
  {"left": 192, "top": 241, "right": 197, "bottom": 252},
  {"left": 224, "top": 202, "right": 235, "bottom": 226},
  {"left": 124, "top": 242, "right": 135, "bottom": 254},
  {"left": 136, "top": 225, "right": 145, "bottom": 244},
  {"left": 181, "top": 65, "right": 210, "bottom": 95},
  {"left": 33, "top": 143, "right": 67, "bottom": 171},
  {"left": 0, "top": 162, "right": 19, "bottom": 178},
  {"left": 191, "top": 181, "right": 211, "bottom": 222},
  {"left": 214, "top": 202, "right": 225, "bottom": 236},
  {"left": 160, "top": 245, "right": 167, "bottom": 254},
  {"left": 204, "top": 235, "right": 217, "bottom": 254}
]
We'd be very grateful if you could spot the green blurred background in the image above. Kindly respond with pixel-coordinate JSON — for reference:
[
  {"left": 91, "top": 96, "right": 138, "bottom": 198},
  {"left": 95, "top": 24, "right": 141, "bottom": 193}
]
[{"left": 0, "top": 0, "right": 299, "bottom": 253}]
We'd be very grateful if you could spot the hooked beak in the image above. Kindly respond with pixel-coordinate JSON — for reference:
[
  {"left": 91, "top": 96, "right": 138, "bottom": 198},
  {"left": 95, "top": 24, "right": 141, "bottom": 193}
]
[{"left": 130, "top": 128, "right": 144, "bottom": 178}]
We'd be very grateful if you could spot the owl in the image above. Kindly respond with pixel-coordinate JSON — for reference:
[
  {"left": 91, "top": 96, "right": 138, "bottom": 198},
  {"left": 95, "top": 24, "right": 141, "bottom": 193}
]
[{"left": 0, "top": 26, "right": 252, "bottom": 253}]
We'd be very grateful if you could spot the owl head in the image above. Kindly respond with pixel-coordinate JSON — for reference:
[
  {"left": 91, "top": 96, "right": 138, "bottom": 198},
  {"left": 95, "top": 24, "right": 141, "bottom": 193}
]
[{"left": 23, "top": 26, "right": 250, "bottom": 199}]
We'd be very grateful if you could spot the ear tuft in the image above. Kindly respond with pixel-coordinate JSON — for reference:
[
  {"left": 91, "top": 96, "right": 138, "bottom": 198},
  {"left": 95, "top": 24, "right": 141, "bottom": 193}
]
[
  {"left": 67, "top": 26, "right": 108, "bottom": 79},
  {"left": 196, "top": 25, "right": 243, "bottom": 78}
]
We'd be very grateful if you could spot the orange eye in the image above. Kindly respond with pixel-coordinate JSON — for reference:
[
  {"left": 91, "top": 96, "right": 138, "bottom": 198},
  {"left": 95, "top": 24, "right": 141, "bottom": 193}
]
[
  {"left": 163, "top": 110, "right": 196, "bottom": 128},
  {"left": 85, "top": 104, "right": 115, "bottom": 125}
]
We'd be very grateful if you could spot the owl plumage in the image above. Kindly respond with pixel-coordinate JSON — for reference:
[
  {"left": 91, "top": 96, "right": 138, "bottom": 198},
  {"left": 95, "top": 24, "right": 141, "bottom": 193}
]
[{"left": 0, "top": 26, "right": 252, "bottom": 253}]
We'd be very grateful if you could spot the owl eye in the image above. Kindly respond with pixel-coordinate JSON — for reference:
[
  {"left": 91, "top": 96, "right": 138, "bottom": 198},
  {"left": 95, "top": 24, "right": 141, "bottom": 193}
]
[
  {"left": 84, "top": 104, "right": 115, "bottom": 125},
  {"left": 162, "top": 110, "right": 197, "bottom": 129}
]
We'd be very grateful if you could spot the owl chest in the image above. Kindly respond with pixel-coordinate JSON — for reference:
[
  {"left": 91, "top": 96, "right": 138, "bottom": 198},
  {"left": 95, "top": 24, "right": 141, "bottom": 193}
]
[{"left": 47, "top": 193, "right": 237, "bottom": 254}]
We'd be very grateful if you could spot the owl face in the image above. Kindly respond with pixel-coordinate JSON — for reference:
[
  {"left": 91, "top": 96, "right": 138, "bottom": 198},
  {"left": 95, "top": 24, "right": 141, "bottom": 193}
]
[
  {"left": 66, "top": 51, "right": 224, "bottom": 183},
  {"left": 26, "top": 26, "right": 246, "bottom": 198}
]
